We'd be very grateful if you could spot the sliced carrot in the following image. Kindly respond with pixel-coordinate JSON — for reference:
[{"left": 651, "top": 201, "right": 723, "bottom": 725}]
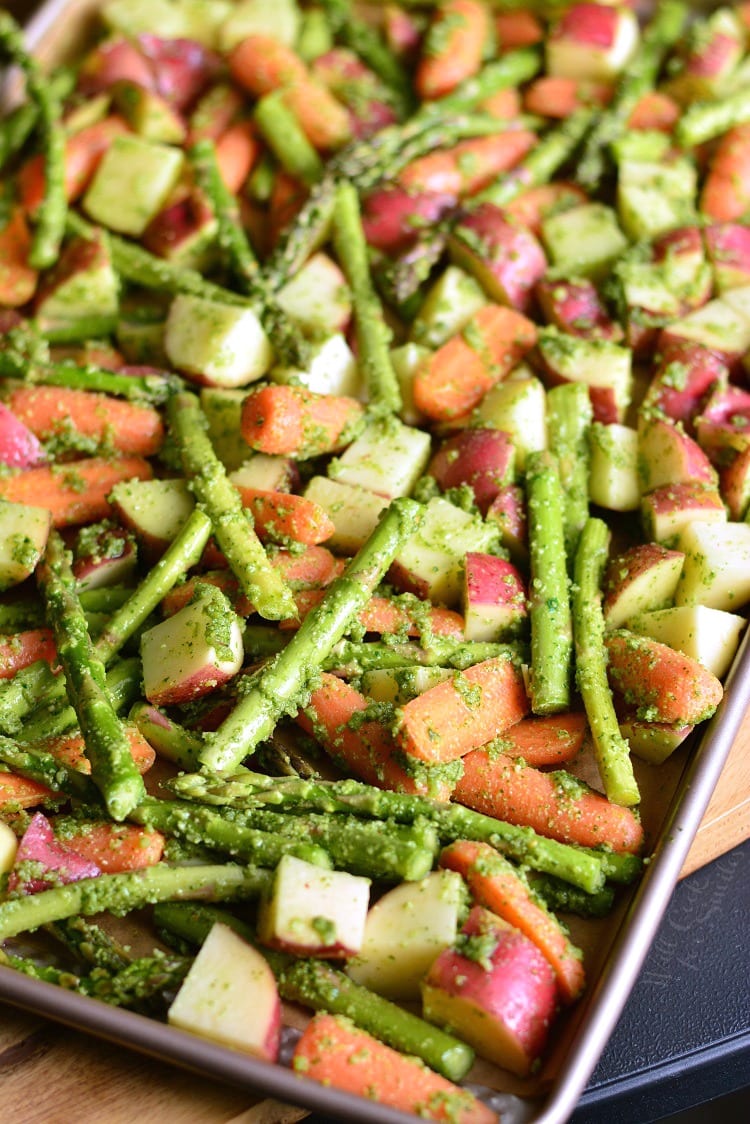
[
  {"left": 54, "top": 820, "right": 164, "bottom": 873},
  {"left": 50, "top": 341, "right": 124, "bottom": 371},
  {"left": 229, "top": 35, "right": 307, "bottom": 96},
  {"left": 492, "top": 712, "right": 588, "bottom": 768},
  {"left": 19, "top": 115, "right": 130, "bottom": 215},
  {"left": 627, "top": 91, "right": 680, "bottom": 133},
  {"left": 296, "top": 673, "right": 457, "bottom": 800},
  {"left": 396, "top": 656, "right": 529, "bottom": 765},
  {"left": 440, "top": 839, "right": 585, "bottom": 1003},
  {"left": 273, "top": 544, "right": 343, "bottom": 588},
  {"left": 523, "top": 77, "right": 611, "bottom": 119},
  {"left": 0, "top": 629, "right": 57, "bottom": 679},
  {"left": 294, "top": 1014, "right": 496, "bottom": 1123},
  {"left": 0, "top": 455, "right": 153, "bottom": 528},
  {"left": 240, "top": 384, "right": 364, "bottom": 458},
  {"left": 0, "top": 207, "right": 38, "bottom": 307},
  {"left": 214, "top": 120, "right": 259, "bottom": 193},
  {"left": 701, "top": 123, "right": 750, "bottom": 221},
  {"left": 501, "top": 181, "right": 587, "bottom": 236},
  {"left": 605, "top": 631, "right": 723, "bottom": 726},
  {"left": 454, "top": 749, "right": 645, "bottom": 853},
  {"left": 0, "top": 771, "right": 55, "bottom": 809},
  {"left": 281, "top": 79, "right": 352, "bottom": 151},
  {"left": 235, "top": 486, "right": 335, "bottom": 546},
  {"left": 413, "top": 304, "right": 537, "bottom": 421},
  {"left": 417, "top": 0, "right": 491, "bottom": 100},
  {"left": 480, "top": 87, "right": 521, "bottom": 120},
  {"left": 43, "top": 725, "right": 156, "bottom": 777},
  {"left": 495, "top": 10, "right": 544, "bottom": 51},
  {"left": 399, "top": 130, "right": 536, "bottom": 196},
  {"left": 281, "top": 592, "right": 465, "bottom": 637},
  {"left": 6, "top": 385, "right": 164, "bottom": 458}
]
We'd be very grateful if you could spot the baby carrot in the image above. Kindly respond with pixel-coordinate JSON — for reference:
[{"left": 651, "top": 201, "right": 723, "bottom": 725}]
[
  {"left": 440, "top": 839, "right": 586, "bottom": 1003},
  {"left": 5, "top": 385, "right": 164, "bottom": 458},
  {"left": 605, "top": 631, "right": 723, "bottom": 726},
  {"left": 0, "top": 455, "right": 153, "bottom": 527},
  {"left": 293, "top": 1014, "right": 497, "bottom": 1124},
  {"left": 281, "top": 592, "right": 465, "bottom": 637},
  {"left": 523, "top": 77, "right": 611, "bottom": 119},
  {"left": 296, "top": 673, "right": 457, "bottom": 800},
  {"left": 454, "top": 749, "right": 645, "bottom": 854},
  {"left": 53, "top": 820, "right": 165, "bottom": 874},
  {"left": 701, "top": 123, "right": 750, "bottom": 221},
  {"left": 627, "top": 91, "right": 680, "bottom": 132},
  {"left": 0, "top": 206, "right": 38, "bottom": 307},
  {"left": 396, "top": 656, "right": 529, "bottom": 765},
  {"left": 413, "top": 304, "right": 537, "bottom": 421},
  {"left": 43, "top": 725, "right": 156, "bottom": 777},
  {"left": 235, "top": 486, "right": 335, "bottom": 546},
  {"left": 240, "top": 384, "right": 364, "bottom": 459},
  {"left": 228, "top": 35, "right": 307, "bottom": 96},
  {"left": 480, "top": 87, "right": 521, "bottom": 120},
  {"left": 0, "top": 770, "right": 54, "bottom": 808},
  {"left": 493, "top": 712, "right": 588, "bottom": 768},
  {"left": 214, "top": 120, "right": 259, "bottom": 194},
  {"left": 18, "top": 115, "right": 130, "bottom": 214},
  {"left": 0, "top": 629, "right": 57, "bottom": 679},
  {"left": 281, "top": 79, "right": 352, "bottom": 151},
  {"left": 399, "top": 130, "right": 536, "bottom": 196},
  {"left": 494, "top": 10, "right": 544, "bottom": 51},
  {"left": 417, "top": 0, "right": 491, "bottom": 101}
]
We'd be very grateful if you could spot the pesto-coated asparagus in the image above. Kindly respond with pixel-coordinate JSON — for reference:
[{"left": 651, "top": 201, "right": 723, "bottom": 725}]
[
  {"left": 129, "top": 702, "right": 205, "bottom": 771},
  {"left": 167, "top": 392, "right": 297, "bottom": 622},
  {"left": 573, "top": 518, "right": 640, "bottom": 807},
  {"left": 198, "top": 498, "right": 422, "bottom": 773},
  {"left": 676, "top": 86, "right": 750, "bottom": 149},
  {"left": 547, "top": 382, "right": 593, "bottom": 568},
  {"left": 254, "top": 92, "right": 325, "bottom": 185},
  {"left": 18, "top": 658, "right": 140, "bottom": 744},
  {"left": 0, "top": 736, "right": 99, "bottom": 802},
  {"left": 319, "top": 0, "right": 414, "bottom": 118},
  {"left": 0, "top": 65, "right": 73, "bottom": 170}
]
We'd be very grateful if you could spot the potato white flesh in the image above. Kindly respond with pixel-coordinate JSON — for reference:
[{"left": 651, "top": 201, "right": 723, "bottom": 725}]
[
  {"left": 347, "top": 871, "right": 466, "bottom": 1000},
  {"left": 392, "top": 497, "right": 497, "bottom": 606},
  {"left": 109, "top": 478, "right": 195, "bottom": 553},
  {"left": 629, "top": 606, "right": 746, "bottom": 679},
  {"left": 0, "top": 822, "right": 18, "bottom": 875},
  {"left": 275, "top": 252, "right": 351, "bottom": 336},
  {"left": 588, "top": 423, "right": 640, "bottom": 512},
  {"left": 304, "top": 477, "right": 389, "bottom": 554},
  {"left": 475, "top": 373, "right": 547, "bottom": 470},
  {"left": 675, "top": 522, "right": 750, "bottom": 611},
  {"left": 165, "top": 294, "right": 273, "bottom": 387},
  {"left": 257, "top": 854, "right": 370, "bottom": 957},
  {"left": 271, "top": 334, "right": 361, "bottom": 398},
  {"left": 0, "top": 500, "right": 51, "bottom": 592},
  {"left": 329, "top": 417, "right": 431, "bottom": 499},
  {"left": 168, "top": 922, "right": 281, "bottom": 1061},
  {"left": 360, "top": 666, "right": 453, "bottom": 705}
]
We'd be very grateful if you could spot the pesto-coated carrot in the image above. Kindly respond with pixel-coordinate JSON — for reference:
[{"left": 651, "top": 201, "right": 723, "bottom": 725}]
[
  {"left": 5, "top": 385, "right": 164, "bottom": 458},
  {"left": 523, "top": 77, "right": 611, "bottom": 119},
  {"left": 0, "top": 769, "right": 54, "bottom": 808},
  {"left": 492, "top": 712, "right": 588, "bottom": 768},
  {"left": 413, "top": 304, "right": 537, "bottom": 421},
  {"left": 500, "top": 181, "right": 587, "bottom": 236},
  {"left": 701, "top": 123, "right": 750, "bottom": 221},
  {"left": 494, "top": 10, "right": 544, "bottom": 51},
  {"left": 396, "top": 655, "right": 529, "bottom": 765},
  {"left": 0, "top": 207, "right": 38, "bottom": 307},
  {"left": 293, "top": 1014, "right": 497, "bottom": 1124},
  {"left": 0, "top": 455, "right": 153, "bottom": 528},
  {"left": 18, "top": 115, "right": 130, "bottom": 214},
  {"left": 281, "top": 591, "right": 465, "bottom": 638},
  {"left": 235, "top": 486, "right": 335, "bottom": 546},
  {"left": 605, "top": 631, "right": 724, "bottom": 726},
  {"left": 281, "top": 79, "right": 352, "bottom": 151},
  {"left": 454, "top": 748, "right": 645, "bottom": 854},
  {"left": 417, "top": 0, "right": 491, "bottom": 101},
  {"left": 627, "top": 91, "right": 680, "bottom": 132},
  {"left": 53, "top": 820, "right": 165, "bottom": 874},
  {"left": 43, "top": 724, "right": 156, "bottom": 777},
  {"left": 440, "top": 839, "right": 586, "bottom": 1003},
  {"left": 0, "top": 629, "right": 56, "bottom": 679},
  {"left": 399, "top": 130, "right": 536, "bottom": 196},
  {"left": 214, "top": 121, "right": 259, "bottom": 194},
  {"left": 228, "top": 35, "right": 307, "bottom": 96},
  {"left": 240, "top": 384, "right": 365, "bottom": 459}
]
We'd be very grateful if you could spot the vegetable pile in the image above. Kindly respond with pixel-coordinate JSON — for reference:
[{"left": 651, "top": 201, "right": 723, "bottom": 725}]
[{"left": 1, "top": 0, "right": 749, "bottom": 1117}]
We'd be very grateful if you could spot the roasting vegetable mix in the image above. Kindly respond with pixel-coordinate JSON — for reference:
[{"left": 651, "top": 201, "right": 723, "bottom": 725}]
[{"left": 1, "top": 0, "right": 749, "bottom": 1118}]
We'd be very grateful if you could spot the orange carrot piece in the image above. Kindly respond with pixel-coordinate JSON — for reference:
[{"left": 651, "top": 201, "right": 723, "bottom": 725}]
[
  {"left": 281, "top": 591, "right": 465, "bottom": 637},
  {"left": 44, "top": 725, "right": 156, "bottom": 777},
  {"left": 229, "top": 35, "right": 307, "bottom": 96},
  {"left": 0, "top": 207, "right": 38, "bottom": 307},
  {"left": 0, "top": 629, "right": 57, "bottom": 679},
  {"left": 240, "top": 384, "right": 364, "bottom": 458},
  {"left": 523, "top": 77, "right": 611, "bottom": 119},
  {"left": 6, "top": 385, "right": 164, "bottom": 458},
  {"left": 396, "top": 656, "right": 529, "bottom": 765},
  {"left": 493, "top": 712, "right": 588, "bottom": 768},
  {"left": 417, "top": 0, "right": 491, "bottom": 101},
  {"left": 268, "top": 170, "right": 308, "bottom": 244},
  {"left": 0, "top": 771, "right": 55, "bottom": 809},
  {"left": 281, "top": 79, "right": 352, "bottom": 151},
  {"left": 501, "top": 181, "right": 587, "bottom": 236},
  {"left": 605, "top": 632, "right": 723, "bottom": 726},
  {"left": 55, "top": 821, "right": 165, "bottom": 874},
  {"left": 0, "top": 455, "right": 153, "bottom": 528},
  {"left": 273, "top": 544, "right": 343, "bottom": 588},
  {"left": 293, "top": 1014, "right": 497, "bottom": 1124},
  {"left": 296, "top": 673, "right": 456, "bottom": 799},
  {"left": 19, "top": 115, "right": 130, "bottom": 214},
  {"left": 440, "top": 839, "right": 586, "bottom": 1003},
  {"left": 495, "top": 11, "right": 544, "bottom": 51},
  {"left": 214, "top": 120, "right": 260, "bottom": 193},
  {"left": 413, "top": 304, "right": 537, "bottom": 421},
  {"left": 454, "top": 749, "right": 645, "bottom": 853},
  {"left": 235, "top": 486, "right": 335, "bottom": 546},
  {"left": 480, "top": 87, "right": 521, "bottom": 120},
  {"left": 399, "top": 130, "right": 536, "bottom": 196},
  {"left": 701, "top": 123, "right": 750, "bottom": 221},
  {"left": 627, "top": 91, "right": 680, "bottom": 133}
]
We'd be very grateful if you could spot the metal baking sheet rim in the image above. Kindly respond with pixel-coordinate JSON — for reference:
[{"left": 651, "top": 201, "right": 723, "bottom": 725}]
[{"left": 1, "top": 1, "right": 747, "bottom": 1121}]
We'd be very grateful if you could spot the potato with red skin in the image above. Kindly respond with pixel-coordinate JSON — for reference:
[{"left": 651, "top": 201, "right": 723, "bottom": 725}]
[
  {"left": 0, "top": 402, "right": 46, "bottom": 469},
  {"left": 605, "top": 630, "right": 724, "bottom": 725},
  {"left": 704, "top": 223, "right": 750, "bottom": 291},
  {"left": 463, "top": 553, "right": 527, "bottom": 641},
  {"left": 536, "top": 278, "right": 622, "bottom": 341},
  {"left": 137, "top": 34, "right": 219, "bottom": 111},
  {"left": 486, "top": 484, "right": 528, "bottom": 564},
  {"left": 429, "top": 428, "right": 515, "bottom": 514},
  {"left": 142, "top": 188, "right": 216, "bottom": 263},
  {"left": 8, "top": 813, "right": 101, "bottom": 895},
  {"left": 641, "top": 482, "right": 726, "bottom": 545},
  {"left": 76, "top": 36, "right": 155, "bottom": 96},
  {"left": 361, "top": 187, "right": 455, "bottom": 255},
  {"left": 449, "top": 204, "right": 547, "bottom": 313},
  {"left": 603, "top": 542, "right": 685, "bottom": 629},
  {"left": 694, "top": 385, "right": 750, "bottom": 462},
  {"left": 422, "top": 906, "right": 558, "bottom": 1077},
  {"left": 719, "top": 446, "right": 750, "bottom": 519},
  {"left": 644, "top": 340, "right": 729, "bottom": 429},
  {"left": 546, "top": 3, "right": 639, "bottom": 82},
  {"left": 638, "top": 417, "right": 717, "bottom": 492}
]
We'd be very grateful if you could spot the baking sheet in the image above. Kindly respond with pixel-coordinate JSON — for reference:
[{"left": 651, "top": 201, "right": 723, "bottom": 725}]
[{"left": 1, "top": 2, "right": 749, "bottom": 1121}]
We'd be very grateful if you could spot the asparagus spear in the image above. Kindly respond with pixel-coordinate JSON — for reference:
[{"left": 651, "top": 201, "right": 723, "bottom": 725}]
[
  {"left": 47, "top": 915, "right": 131, "bottom": 973},
  {"left": 0, "top": 12, "right": 66, "bottom": 268},
  {"left": 573, "top": 518, "right": 640, "bottom": 807},
  {"left": 325, "top": 637, "right": 523, "bottom": 674},
  {"left": 198, "top": 497, "right": 421, "bottom": 773},
  {"left": 318, "top": 0, "right": 414, "bottom": 118},
  {"left": 0, "top": 65, "right": 74, "bottom": 170},
  {"left": 254, "top": 93, "right": 325, "bottom": 185},
  {"left": 676, "top": 86, "right": 750, "bottom": 149},
  {"left": 129, "top": 702, "right": 205, "bottom": 771},
  {"left": 332, "top": 181, "right": 402, "bottom": 414},
  {"left": 171, "top": 772, "right": 607, "bottom": 893},
  {"left": 423, "top": 48, "right": 541, "bottom": 116},
  {"left": 547, "top": 383, "right": 593, "bottom": 569},
  {"left": 37, "top": 532, "right": 147, "bottom": 821},
  {"left": 167, "top": 392, "right": 297, "bottom": 622},
  {"left": 0, "top": 735, "right": 100, "bottom": 802},
  {"left": 153, "top": 902, "right": 474, "bottom": 1082},
  {"left": 17, "top": 658, "right": 140, "bottom": 744},
  {"left": 525, "top": 451, "right": 573, "bottom": 714},
  {"left": 0, "top": 352, "right": 182, "bottom": 404},
  {"left": 0, "top": 863, "right": 270, "bottom": 941}
]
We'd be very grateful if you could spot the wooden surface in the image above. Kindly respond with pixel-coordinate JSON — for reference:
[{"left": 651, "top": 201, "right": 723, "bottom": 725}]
[{"left": 1, "top": 709, "right": 747, "bottom": 1123}]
